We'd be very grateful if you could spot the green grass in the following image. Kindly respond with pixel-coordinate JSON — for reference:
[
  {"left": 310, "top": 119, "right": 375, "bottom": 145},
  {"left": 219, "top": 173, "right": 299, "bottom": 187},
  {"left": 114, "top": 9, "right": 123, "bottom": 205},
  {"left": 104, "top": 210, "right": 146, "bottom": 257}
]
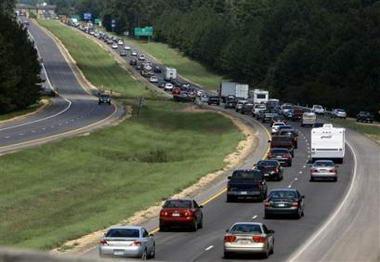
[
  {"left": 38, "top": 20, "right": 151, "bottom": 98},
  {"left": 124, "top": 38, "right": 226, "bottom": 90},
  {"left": 0, "top": 20, "right": 243, "bottom": 250},
  {"left": 328, "top": 118, "right": 380, "bottom": 144}
]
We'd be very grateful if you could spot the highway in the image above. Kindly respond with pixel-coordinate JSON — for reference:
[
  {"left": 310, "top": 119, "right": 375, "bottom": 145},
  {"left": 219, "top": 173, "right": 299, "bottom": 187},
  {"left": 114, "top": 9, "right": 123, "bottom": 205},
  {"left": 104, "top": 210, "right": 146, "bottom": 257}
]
[
  {"left": 0, "top": 19, "right": 122, "bottom": 154},
  {"left": 29, "top": 22, "right": 378, "bottom": 261}
]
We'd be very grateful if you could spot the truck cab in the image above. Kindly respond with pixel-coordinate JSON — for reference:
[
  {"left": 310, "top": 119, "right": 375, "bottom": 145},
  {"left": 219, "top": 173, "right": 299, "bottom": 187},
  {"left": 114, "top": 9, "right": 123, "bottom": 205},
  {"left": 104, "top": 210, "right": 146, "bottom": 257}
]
[{"left": 227, "top": 169, "right": 267, "bottom": 202}]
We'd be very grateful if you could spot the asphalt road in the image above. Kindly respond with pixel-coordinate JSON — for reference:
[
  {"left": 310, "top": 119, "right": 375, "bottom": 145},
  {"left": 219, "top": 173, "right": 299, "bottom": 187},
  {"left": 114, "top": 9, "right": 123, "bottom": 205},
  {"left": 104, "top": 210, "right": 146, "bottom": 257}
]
[
  {"left": 0, "top": 19, "right": 122, "bottom": 154},
  {"left": 71, "top": 25, "right": 378, "bottom": 261}
]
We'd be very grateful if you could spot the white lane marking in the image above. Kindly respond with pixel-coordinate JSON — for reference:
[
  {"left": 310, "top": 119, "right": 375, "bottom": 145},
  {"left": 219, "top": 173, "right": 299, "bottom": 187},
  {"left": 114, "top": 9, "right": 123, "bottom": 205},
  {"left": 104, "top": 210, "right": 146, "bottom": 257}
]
[
  {"left": 303, "top": 165, "right": 307, "bottom": 168},
  {"left": 205, "top": 245, "right": 214, "bottom": 251},
  {"left": 4, "top": 136, "right": 10, "bottom": 139},
  {"left": 288, "top": 141, "right": 358, "bottom": 261},
  {"left": 288, "top": 177, "right": 298, "bottom": 188},
  {"left": 31, "top": 130, "right": 36, "bottom": 133},
  {"left": 18, "top": 133, "right": 24, "bottom": 136},
  {"left": 42, "top": 127, "right": 46, "bottom": 130},
  {"left": 252, "top": 215, "right": 258, "bottom": 220},
  {"left": 299, "top": 171, "right": 303, "bottom": 174}
]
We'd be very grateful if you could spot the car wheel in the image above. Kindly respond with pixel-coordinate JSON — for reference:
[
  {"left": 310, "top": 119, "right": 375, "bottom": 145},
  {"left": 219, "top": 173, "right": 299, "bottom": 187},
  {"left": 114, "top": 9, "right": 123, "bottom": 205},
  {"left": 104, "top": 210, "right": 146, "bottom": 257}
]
[
  {"left": 192, "top": 220, "right": 198, "bottom": 232},
  {"left": 310, "top": 177, "right": 314, "bottom": 182},
  {"left": 263, "top": 248, "right": 270, "bottom": 258},
  {"left": 224, "top": 251, "right": 231, "bottom": 259},
  {"left": 333, "top": 177, "right": 338, "bottom": 182},
  {"left": 159, "top": 225, "right": 168, "bottom": 232},
  {"left": 264, "top": 212, "right": 271, "bottom": 219},
  {"left": 226, "top": 195, "right": 234, "bottom": 202},
  {"left": 149, "top": 245, "right": 155, "bottom": 259},
  {"left": 198, "top": 216, "right": 203, "bottom": 229},
  {"left": 297, "top": 208, "right": 302, "bottom": 219},
  {"left": 141, "top": 248, "right": 148, "bottom": 260},
  {"left": 288, "top": 161, "right": 292, "bottom": 167}
]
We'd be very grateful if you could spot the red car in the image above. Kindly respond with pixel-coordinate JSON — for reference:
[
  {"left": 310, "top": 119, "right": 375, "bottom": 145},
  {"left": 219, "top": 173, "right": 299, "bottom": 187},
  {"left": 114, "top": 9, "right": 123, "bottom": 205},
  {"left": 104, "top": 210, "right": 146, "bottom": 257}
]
[{"left": 159, "top": 199, "right": 203, "bottom": 231}]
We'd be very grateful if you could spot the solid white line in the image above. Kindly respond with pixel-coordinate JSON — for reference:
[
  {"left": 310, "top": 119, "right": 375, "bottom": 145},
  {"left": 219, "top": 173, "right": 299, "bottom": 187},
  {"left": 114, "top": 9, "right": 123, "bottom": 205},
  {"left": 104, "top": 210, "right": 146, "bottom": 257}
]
[
  {"left": 288, "top": 141, "right": 358, "bottom": 261},
  {"left": 299, "top": 171, "right": 303, "bottom": 174},
  {"left": 4, "top": 136, "right": 10, "bottom": 139},
  {"left": 252, "top": 215, "right": 258, "bottom": 220},
  {"left": 205, "top": 245, "right": 214, "bottom": 251}
]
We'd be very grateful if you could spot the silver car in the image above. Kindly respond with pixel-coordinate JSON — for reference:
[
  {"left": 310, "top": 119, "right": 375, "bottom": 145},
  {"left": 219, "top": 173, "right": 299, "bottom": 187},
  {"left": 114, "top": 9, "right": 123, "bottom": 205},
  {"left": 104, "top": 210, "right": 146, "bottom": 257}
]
[
  {"left": 224, "top": 222, "right": 274, "bottom": 258},
  {"left": 332, "top": 108, "right": 347, "bottom": 119},
  {"left": 310, "top": 160, "right": 338, "bottom": 181},
  {"left": 99, "top": 226, "right": 155, "bottom": 260}
]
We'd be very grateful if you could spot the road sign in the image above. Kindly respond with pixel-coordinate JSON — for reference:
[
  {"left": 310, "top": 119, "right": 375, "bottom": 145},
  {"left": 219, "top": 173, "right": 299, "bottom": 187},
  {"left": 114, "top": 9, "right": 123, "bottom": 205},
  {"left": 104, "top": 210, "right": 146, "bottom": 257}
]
[
  {"left": 134, "top": 26, "right": 153, "bottom": 37},
  {"left": 83, "top": 12, "right": 92, "bottom": 20}
]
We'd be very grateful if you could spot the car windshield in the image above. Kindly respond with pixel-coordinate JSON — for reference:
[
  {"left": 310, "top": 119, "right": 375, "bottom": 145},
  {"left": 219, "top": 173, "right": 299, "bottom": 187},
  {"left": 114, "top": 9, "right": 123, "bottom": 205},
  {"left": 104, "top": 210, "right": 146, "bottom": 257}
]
[
  {"left": 232, "top": 170, "right": 262, "bottom": 180},
  {"left": 163, "top": 200, "right": 192, "bottom": 208},
  {"left": 314, "top": 161, "right": 334, "bottom": 167},
  {"left": 106, "top": 229, "right": 140, "bottom": 238},
  {"left": 100, "top": 95, "right": 109, "bottom": 99},
  {"left": 270, "top": 190, "right": 298, "bottom": 199},
  {"left": 230, "top": 224, "right": 262, "bottom": 234}
]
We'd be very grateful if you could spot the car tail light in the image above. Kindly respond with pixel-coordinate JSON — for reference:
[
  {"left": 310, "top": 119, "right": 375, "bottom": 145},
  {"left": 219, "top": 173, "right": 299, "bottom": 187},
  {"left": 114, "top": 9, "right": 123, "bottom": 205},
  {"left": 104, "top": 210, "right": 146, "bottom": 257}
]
[
  {"left": 330, "top": 169, "right": 336, "bottom": 173},
  {"left": 292, "top": 202, "right": 299, "bottom": 207},
  {"left": 224, "top": 235, "right": 237, "bottom": 243},
  {"left": 264, "top": 200, "right": 270, "bottom": 207},
  {"left": 132, "top": 241, "right": 142, "bottom": 246},
  {"left": 183, "top": 210, "right": 193, "bottom": 217},
  {"left": 311, "top": 169, "right": 318, "bottom": 173},
  {"left": 252, "top": 236, "right": 266, "bottom": 243},
  {"left": 275, "top": 168, "right": 280, "bottom": 173},
  {"left": 160, "top": 210, "right": 169, "bottom": 217},
  {"left": 99, "top": 239, "right": 108, "bottom": 245}
]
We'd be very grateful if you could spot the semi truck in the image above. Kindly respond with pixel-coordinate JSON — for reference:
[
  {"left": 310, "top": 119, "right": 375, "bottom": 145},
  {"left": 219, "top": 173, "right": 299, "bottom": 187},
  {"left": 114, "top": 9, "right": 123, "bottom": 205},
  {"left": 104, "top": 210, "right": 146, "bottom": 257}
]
[
  {"left": 219, "top": 82, "right": 249, "bottom": 102},
  {"left": 311, "top": 124, "right": 345, "bottom": 163}
]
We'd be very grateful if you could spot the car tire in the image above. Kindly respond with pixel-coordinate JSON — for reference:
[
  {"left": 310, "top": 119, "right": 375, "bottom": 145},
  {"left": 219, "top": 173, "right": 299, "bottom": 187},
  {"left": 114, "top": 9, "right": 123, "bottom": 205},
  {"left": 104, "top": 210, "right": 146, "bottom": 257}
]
[
  {"left": 333, "top": 177, "right": 338, "bottom": 182},
  {"left": 288, "top": 161, "right": 292, "bottom": 167},
  {"left": 198, "top": 216, "right": 203, "bottom": 229},
  {"left": 264, "top": 212, "right": 271, "bottom": 219},
  {"left": 226, "top": 195, "right": 234, "bottom": 202},
  {"left": 224, "top": 251, "right": 231, "bottom": 259},
  {"left": 141, "top": 248, "right": 148, "bottom": 260},
  {"left": 159, "top": 225, "right": 168, "bottom": 232},
  {"left": 310, "top": 177, "right": 314, "bottom": 182},
  {"left": 192, "top": 220, "right": 198, "bottom": 232},
  {"left": 297, "top": 208, "right": 302, "bottom": 219},
  {"left": 149, "top": 245, "right": 155, "bottom": 259}
]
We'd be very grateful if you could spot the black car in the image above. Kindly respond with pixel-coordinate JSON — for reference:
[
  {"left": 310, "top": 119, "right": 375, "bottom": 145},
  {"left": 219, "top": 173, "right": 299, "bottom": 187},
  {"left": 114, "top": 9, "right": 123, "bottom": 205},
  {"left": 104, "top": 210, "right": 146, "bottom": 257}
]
[
  {"left": 264, "top": 188, "right": 305, "bottom": 219},
  {"left": 207, "top": 96, "right": 220, "bottom": 106},
  {"left": 256, "top": 160, "right": 283, "bottom": 181},
  {"left": 227, "top": 169, "right": 267, "bottom": 202},
  {"left": 135, "top": 64, "right": 143, "bottom": 70},
  {"left": 224, "top": 95, "right": 237, "bottom": 109},
  {"left": 153, "top": 65, "right": 162, "bottom": 73},
  {"left": 129, "top": 59, "right": 137, "bottom": 66},
  {"left": 241, "top": 103, "right": 254, "bottom": 115},
  {"left": 98, "top": 94, "right": 111, "bottom": 105},
  {"left": 277, "top": 128, "right": 298, "bottom": 149},
  {"left": 356, "top": 111, "right": 374, "bottom": 123}
]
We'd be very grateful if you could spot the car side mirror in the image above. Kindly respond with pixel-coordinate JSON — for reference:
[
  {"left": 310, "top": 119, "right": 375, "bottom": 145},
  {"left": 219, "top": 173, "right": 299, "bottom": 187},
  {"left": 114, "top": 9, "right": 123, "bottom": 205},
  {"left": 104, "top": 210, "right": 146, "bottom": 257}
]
[
  {"left": 226, "top": 229, "right": 229, "bottom": 233},
  {"left": 199, "top": 205, "right": 203, "bottom": 208},
  {"left": 227, "top": 176, "right": 232, "bottom": 180},
  {"left": 149, "top": 233, "right": 154, "bottom": 237},
  {"left": 269, "top": 229, "right": 275, "bottom": 234},
  {"left": 302, "top": 195, "right": 305, "bottom": 199}
]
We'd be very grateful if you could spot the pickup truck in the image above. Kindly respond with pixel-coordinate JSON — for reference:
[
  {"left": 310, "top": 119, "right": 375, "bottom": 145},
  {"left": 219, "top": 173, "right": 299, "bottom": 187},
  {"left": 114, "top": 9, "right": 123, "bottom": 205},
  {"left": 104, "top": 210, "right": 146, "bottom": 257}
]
[
  {"left": 224, "top": 95, "right": 237, "bottom": 109},
  {"left": 227, "top": 169, "right": 267, "bottom": 202},
  {"left": 269, "top": 135, "right": 295, "bottom": 157}
]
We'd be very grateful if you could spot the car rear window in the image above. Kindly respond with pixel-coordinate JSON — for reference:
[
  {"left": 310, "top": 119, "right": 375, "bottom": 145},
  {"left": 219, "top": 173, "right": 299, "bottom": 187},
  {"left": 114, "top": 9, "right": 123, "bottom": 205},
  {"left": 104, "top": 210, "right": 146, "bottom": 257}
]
[
  {"left": 314, "top": 161, "right": 334, "bottom": 167},
  {"left": 232, "top": 170, "right": 262, "bottom": 180},
  {"left": 106, "top": 229, "right": 140, "bottom": 238},
  {"left": 271, "top": 149, "right": 289, "bottom": 153},
  {"left": 257, "top": 161, "right": 277, "bottom": 167},
  {"left": 163, "top": 200, "right": 192, "bottom": 208},
  {"left": 270, "top": 190, "right": 297, "bottom": 199},
  {"left": 230, "top": 224, "right": 262, "bottom": 234}
]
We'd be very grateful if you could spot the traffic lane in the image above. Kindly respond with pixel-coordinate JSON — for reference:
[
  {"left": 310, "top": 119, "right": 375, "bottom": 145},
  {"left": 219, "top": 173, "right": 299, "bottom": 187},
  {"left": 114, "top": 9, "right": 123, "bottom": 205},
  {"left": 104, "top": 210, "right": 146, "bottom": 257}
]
[
  {"left": 291, "top": 129, "right": 379, "bottom": 262},
  {"left": 152, "top": 118, "right": 354, "bottom": 261},
  {"left": 0, "top": 100, "right": 115, "bottom": 147}
]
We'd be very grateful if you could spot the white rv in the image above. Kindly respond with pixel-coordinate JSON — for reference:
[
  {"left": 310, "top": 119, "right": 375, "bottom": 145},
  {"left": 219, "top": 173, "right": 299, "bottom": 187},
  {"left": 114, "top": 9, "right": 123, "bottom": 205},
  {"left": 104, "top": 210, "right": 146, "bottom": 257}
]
[
  {"left": 311, "top": 124, "right": 345, "bottom": 163},
  {"left": 164, "top": 67, "right": 177, "bottom": 81},
  {"left": 252, "top": 89, "right": 269, "bottom": 104}
]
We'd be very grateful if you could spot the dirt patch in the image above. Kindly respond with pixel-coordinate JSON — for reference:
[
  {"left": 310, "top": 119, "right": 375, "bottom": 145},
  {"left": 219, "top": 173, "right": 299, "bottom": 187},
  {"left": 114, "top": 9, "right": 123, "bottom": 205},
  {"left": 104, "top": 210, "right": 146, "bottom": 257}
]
[{"left": 51, "top": 105, "right": 258, "bottom": 256}]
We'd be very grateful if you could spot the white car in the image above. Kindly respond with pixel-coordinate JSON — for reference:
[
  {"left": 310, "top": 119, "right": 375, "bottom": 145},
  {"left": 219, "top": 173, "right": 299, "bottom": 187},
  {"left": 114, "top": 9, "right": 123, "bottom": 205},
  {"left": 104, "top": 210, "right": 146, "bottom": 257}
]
[
  {"left": 312, "top": 105, "right": 325, "bottom": 114},
  {"left": 149, "top": 76, "right": 159, "bottom": 83},
  {"left": 271, "top": 122, "right": 287, "bottom": 134},
  {"left": 99, "top": 226, "right": 155, "bottom": 259},
  {"left": 332, "top": 108, "right": 347, "bottom": 119},
  {"left": 131, "top": 51, "right": 138, "bottom": 56},
  {"left": 138, "top": 54, "right": 146, "bottom": 61},
  {"left": 164, "top": 83, "right": 174, "bottom": 91},
  {"left": 118, "top": 40, "right": 124, "bottom": 45},
  {"left": 124, "top": 45, "right": 131, "bottom": 50},
  {"left": 111, "top": 43, "right": 118, "bottom": 49},
  {"left": 253, "top": 104, "right": 266, "bottom": 116}
]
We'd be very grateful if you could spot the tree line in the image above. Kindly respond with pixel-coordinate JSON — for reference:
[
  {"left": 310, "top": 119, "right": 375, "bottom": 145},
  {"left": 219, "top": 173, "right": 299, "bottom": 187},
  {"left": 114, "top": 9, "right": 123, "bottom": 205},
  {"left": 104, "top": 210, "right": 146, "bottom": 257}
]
[
  {"left": 53, "top": 0, "right": 380, "bottom": 116},
  {"left": 1, "top": 0, "right": 41, "bottom": 114}
]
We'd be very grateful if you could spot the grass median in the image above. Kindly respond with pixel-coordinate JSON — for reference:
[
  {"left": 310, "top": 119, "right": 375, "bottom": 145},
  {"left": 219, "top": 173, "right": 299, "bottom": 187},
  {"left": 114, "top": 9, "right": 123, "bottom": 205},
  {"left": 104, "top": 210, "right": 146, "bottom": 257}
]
[{"left": 0, "top": 20, "right": 243, "bottom": 250}]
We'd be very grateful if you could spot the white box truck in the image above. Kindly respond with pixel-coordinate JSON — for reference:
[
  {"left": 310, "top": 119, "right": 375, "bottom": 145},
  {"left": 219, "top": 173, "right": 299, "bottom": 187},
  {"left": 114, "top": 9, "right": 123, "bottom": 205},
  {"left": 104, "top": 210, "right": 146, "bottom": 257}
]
[
  {"left": 219, "top": 82, "right": 249, "bottom": 102},
  {"left": 252, "top": 89, "right": 269, "bottom": 104},
  {"left": 311, "top": 124, "right": 345, "bottom": 163},
  {"left": 165, "top": 67, "right": 177, "bottom": 81}
]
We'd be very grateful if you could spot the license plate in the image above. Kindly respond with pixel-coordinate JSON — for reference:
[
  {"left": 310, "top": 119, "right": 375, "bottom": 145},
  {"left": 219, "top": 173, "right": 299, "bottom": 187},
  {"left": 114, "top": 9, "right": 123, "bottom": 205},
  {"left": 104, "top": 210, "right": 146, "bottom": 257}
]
[
  {"left": 264, "top": 173, "right": 269, "bottom": 177},
  {"left": 113, "top": 250, "right": 124, "bottom": 256},
  {"left": 278, "top": 203, "right": 285, "bottom": 207},
  {"left": 240, "top": 191, "right": 248, "bottom": 195},
  {"left": 239, "top": 240, "right": 250, "bottom": 245},
  {"left": 172, "top": 213, "right": 180, "bottom": 217}
]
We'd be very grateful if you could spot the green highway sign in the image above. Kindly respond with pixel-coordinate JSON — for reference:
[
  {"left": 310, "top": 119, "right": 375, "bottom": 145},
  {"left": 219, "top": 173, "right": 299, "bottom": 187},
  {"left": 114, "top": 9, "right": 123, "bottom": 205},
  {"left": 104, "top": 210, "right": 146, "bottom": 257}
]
[{"left": 134, "top": 26, "right": 153, "bottom": 37}]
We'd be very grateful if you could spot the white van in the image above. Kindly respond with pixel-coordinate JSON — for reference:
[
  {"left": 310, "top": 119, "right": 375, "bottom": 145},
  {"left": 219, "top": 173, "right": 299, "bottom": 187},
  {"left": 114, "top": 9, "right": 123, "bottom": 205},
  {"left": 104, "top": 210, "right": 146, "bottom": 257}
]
[{"left": 311, "top": 124, "right": 345, "bottom": 163}]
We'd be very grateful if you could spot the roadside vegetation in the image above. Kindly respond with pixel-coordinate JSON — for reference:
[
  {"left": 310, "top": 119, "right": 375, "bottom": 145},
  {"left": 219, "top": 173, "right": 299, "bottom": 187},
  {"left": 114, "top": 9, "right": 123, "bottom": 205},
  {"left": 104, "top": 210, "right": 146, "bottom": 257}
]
[
  {"left": 0, "top": 19, "right": 243, "bottom": 249},
  {"left": 0, "top": 101, "right": 45, "bottom": 122}
]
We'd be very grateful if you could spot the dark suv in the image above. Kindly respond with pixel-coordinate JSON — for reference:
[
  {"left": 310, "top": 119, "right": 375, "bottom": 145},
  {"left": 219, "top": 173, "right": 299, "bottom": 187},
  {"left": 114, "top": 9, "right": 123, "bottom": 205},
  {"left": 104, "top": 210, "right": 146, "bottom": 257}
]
[
  {"left": 227, "top": 169, "right": 267, "bottom": 202},
  {"left": 356, "top": 111, "right": 374, "bottom": 123},
  {"left": 98, "top": 94, "right": 111, "bottom": 105},
  {"left": 256, "top": 160, "right": 283, "bottom": 181},
  {"left": 207, "top": 96, "right": 220, "bottom": 106}
]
